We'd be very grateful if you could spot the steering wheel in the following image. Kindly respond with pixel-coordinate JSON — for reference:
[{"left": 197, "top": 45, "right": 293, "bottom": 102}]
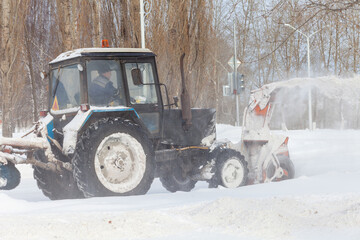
[{"left": 110, "top": 89, "right": 125, "bottom": 105}]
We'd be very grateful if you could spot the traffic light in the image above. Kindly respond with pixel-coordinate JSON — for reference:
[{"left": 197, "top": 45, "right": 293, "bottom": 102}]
[
  {"left": 232, "top": 72, "right": 245, "bottom": 94},
  {"left": 223, "top": 72, "right": 245, "bottom": 96},
  {"left": 237, "top": 73, "right": 245, "bottom": 91}
]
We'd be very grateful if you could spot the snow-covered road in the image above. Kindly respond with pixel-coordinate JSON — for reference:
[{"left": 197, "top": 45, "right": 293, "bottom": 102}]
[{"left": 1, "top": 126, "right": 360, "bottom": 240}]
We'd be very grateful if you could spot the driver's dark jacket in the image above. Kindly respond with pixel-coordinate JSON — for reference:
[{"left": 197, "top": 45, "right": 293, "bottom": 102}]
[{"left": 88, "top": 75, "right": 117, "bottom": 106}]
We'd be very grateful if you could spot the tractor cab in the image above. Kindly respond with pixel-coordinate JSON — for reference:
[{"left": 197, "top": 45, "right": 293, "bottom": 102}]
[{"left": 48, "top": 48, "right": 164, "bottom": 139}]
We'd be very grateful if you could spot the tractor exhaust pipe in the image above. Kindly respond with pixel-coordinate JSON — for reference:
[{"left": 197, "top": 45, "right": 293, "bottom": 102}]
[{"left": 180, "top": 53, "right": 192, "bottom": 131}]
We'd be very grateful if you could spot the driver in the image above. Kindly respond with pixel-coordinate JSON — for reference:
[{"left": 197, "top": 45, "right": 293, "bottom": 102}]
[{"left": 89, "top": 63, "right": 118, "bottom": 106}]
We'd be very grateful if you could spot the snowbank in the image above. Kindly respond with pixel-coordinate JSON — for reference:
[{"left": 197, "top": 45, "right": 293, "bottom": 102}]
[{"left": 1, "top": 127, "right": 360, "bottom": 240}]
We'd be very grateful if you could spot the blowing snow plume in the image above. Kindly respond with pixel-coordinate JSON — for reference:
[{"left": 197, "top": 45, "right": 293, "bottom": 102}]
[
  {"left": 266, "top": 76, "right": 360, "bottom": 102},
  {"left": 256, "top": 76, "right": 360, "bottom": 129}
]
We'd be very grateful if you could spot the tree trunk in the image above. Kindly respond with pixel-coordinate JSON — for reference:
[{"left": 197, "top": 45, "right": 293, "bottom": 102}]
[
  {"left": 1, "top": 0, "right": 28, "bottom": 136},
  {"left": 56, "top": 0, "right": 73, "bottom": 51},
  {"left": 1, "top": 0, "right": 14, "bottom": 137},
  {"left": 91, "top": 0, "right": 101, "bottom": 47},
  {"left": 25, "top": 35, "right": 38, "bottom": 123}
]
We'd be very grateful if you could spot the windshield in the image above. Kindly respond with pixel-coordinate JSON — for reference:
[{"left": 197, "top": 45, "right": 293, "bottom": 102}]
[
  {"left": 87, "top": 60, "right": 126, "bottom": 107},
  {"left": 51, "top": 64, "right": 81, "bottom": 112}
]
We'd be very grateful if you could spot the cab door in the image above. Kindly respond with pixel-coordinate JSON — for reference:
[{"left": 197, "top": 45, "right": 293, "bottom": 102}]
[{"left": 123, "top": 61, "right": 162, "bottom": 137}]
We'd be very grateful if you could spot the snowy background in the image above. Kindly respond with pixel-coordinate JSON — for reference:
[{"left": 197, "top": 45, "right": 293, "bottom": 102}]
[{"left": 1, "top": 124, "right": 360, "bottom": 239}]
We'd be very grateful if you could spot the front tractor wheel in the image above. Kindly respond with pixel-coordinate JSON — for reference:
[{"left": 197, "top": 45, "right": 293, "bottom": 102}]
[
  {"left": 160, "top": 162, "right": 197, "bottom": 193},
  {"left": 72, "top": 118, "right": 155, "bottom": 198},
  {"left": 33, "top": 150, "right": 84, "bottom": 200},
  {"left": 209, "top": 149, "right": 248, "bottom": 188}
]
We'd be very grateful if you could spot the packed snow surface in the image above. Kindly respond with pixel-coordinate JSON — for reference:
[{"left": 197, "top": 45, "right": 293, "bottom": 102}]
[{"left": 1, "top": 125, "right": 360, "bottom": 240}]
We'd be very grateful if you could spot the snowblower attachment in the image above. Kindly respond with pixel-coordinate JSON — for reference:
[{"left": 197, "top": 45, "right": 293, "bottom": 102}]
[
  {"left": 238, "top": 85, "right": 294, "bottom": 184},
  {"left": 238, "top": 76, "right": 360, "bottom": 183}
]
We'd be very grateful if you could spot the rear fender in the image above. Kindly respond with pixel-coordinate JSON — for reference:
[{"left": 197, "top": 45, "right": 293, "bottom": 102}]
[{"left": 62, "top": 107, "right": 140, "bottom": 156}]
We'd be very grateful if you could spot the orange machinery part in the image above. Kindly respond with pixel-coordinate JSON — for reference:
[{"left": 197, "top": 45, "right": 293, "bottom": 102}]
[{"left": 254, "top": 104, "right": 269, "bottom": 116}]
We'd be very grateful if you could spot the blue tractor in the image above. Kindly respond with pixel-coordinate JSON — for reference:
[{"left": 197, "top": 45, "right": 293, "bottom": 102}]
[{"left": 0, "top": 48, "right": 249, "bottom": 199}]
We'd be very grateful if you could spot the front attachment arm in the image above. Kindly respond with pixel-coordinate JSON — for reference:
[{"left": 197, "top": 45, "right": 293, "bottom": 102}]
[{"left": 0, "top": 117, "right": 71, "bottom": 172}]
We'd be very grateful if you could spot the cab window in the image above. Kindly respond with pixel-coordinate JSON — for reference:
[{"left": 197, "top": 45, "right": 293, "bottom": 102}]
[
  {"left": 125, "top": 63, "right": 158, "bottom": 104},
  {"left": 51, "top": 64, "right": 80, "bottom": 111},
  {"left": 86, "top": 60, "right": 125, "bottom": 107}
]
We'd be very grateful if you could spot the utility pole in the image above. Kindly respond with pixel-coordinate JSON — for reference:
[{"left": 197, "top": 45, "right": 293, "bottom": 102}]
[
  {"left": 306, "top": 36, "right": 312, "bottom": 130},
  {"left": 225, "top": 19, "right": 242, "bottom": 126},
  {"left": 233, "top": 20, "right": 240, "bottom": 126},
  {"left": 222, "top": 3, "right": 245, "bottom": 127}
]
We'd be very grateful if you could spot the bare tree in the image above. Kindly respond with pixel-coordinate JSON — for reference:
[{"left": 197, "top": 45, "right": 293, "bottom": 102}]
[
  {"left": 307, "top": 0, "right": 360, "bottom": 11},
  {"left": 0, "top": 0, "right": 28, "bottom": 136},
  {"left": 56, "top": 0, "right": 73, "bottom": 51}
]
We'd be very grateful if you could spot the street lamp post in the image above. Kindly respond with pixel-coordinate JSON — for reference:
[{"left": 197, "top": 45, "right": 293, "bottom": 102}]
[
  {"left": 140, "top": 0, "right": 145, "bottom": 48},
  {"left": 284, "top": 24, "right": 322, "bottom": 130},
  {"left": 139, "top": 0, "right": 152, "bottom": 48}
]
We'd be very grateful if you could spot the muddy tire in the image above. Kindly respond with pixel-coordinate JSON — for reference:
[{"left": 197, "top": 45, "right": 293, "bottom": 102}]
[
  {"left": 160, "top": 162, "right": 197, "bottom": 192},
  {"left": 0, "top": 162, "right": 21, "bottom": 190},
  {"left": 209, "top": 149, "right": 248, "bottom": 188},
  {"left": 72, "top": 118, "right": 155, "bottom": 198},
  {"left": 33, "top": 151, "right": 84, "bottom": 200}
]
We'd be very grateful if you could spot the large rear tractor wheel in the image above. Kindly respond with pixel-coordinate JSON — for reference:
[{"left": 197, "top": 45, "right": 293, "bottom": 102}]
[
  {"left": 72, "top": 118, "right": 155, "bottom": 198},
  {"left": 160, "top": 162, "right": 197, "bottom": 193},
  {"left": 33, "top": 151, "right": 84, "bottom": 200},
  {"left": 0, "top": 162, "right": 21, "bottom": 190},
  {"left": 209, "top": 149, "right": 248, "bottom": 188}
]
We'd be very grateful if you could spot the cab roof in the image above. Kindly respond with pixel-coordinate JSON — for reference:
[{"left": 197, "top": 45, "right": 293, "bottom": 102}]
[{"left": 50, "top": 48, "right": 155, "bottom": 64}]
